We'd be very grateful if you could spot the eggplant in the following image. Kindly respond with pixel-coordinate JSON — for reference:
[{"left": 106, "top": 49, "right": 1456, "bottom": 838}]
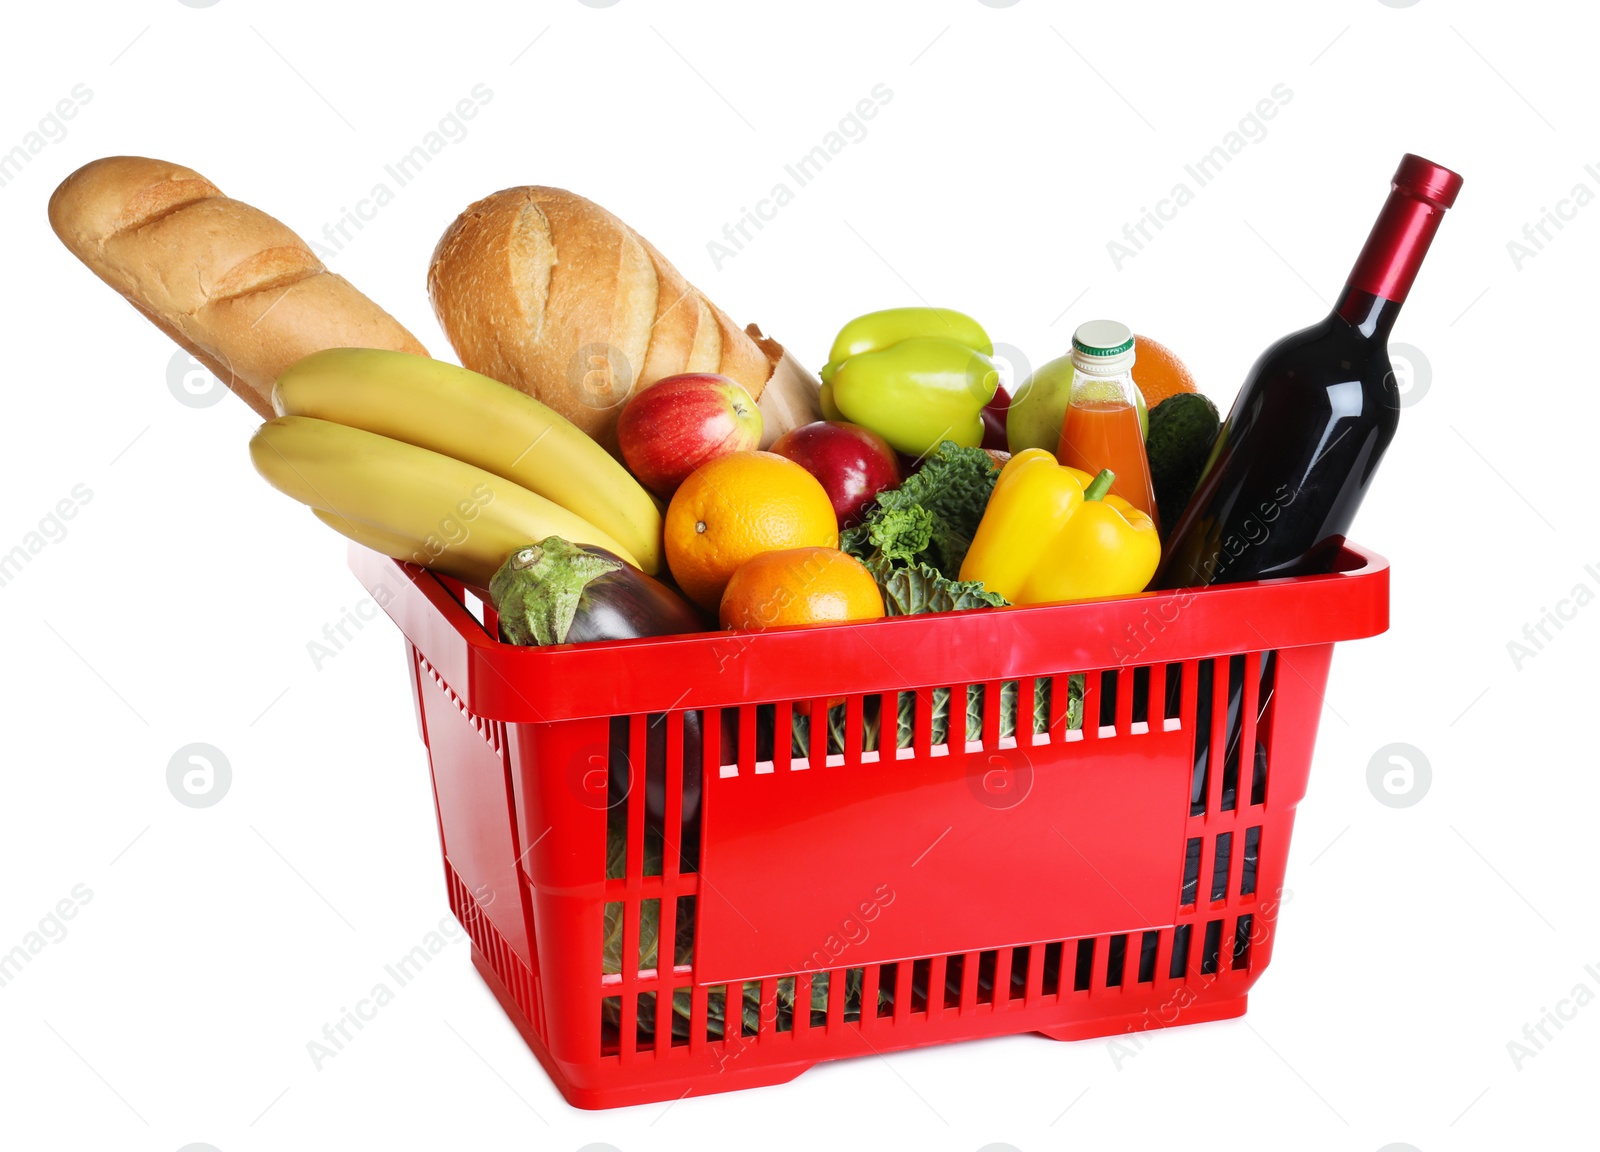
[
  {"left": 489, "top": 537, "right": 726, "bottom": 835},
  {"left": 489, "top": 537, "right": 707, "bottom": 648}
]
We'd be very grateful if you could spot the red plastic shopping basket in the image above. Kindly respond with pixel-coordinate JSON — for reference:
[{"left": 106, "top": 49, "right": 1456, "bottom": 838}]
[{"left": 351, "top": 540, "right": 1388, "bottom": 1109}]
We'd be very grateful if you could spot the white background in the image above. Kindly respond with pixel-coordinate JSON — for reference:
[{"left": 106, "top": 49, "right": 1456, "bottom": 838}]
[{"left": 1, "top": 1, "right": 1593, "bottom": 1148}]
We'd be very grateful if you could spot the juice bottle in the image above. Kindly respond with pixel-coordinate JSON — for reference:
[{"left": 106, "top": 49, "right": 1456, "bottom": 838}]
[{"left": 1056, "top": 320, "right": 1158, "bottom": 526}]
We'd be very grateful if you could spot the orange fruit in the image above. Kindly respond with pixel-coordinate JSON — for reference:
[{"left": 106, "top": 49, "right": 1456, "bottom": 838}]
[
  {"left": 1132, "top": 334, "right": 1198, "bottom": 408},
  {"left": 666, "top": 451, "right": 839, "bottom": 611},
  {"left": 720, "top": 547, "right": 885, "bottom": 630}
]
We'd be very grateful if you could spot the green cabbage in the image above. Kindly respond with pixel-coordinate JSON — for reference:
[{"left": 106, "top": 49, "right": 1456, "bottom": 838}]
[{"left": 841, "top": 439, "right": 998, "bottom": 576}]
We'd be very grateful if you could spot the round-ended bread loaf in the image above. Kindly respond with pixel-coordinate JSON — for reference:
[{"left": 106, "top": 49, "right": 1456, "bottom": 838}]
[
  {"left": 49, "top": 155, "right": 427, "bottom": 417},
  {"left": 427, "top": 187, "right": 777, "bottom": 456}
]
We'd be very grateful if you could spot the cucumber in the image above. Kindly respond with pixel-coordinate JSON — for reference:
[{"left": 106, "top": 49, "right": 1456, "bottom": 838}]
[{"left": 1146, "top": 392, "right": 1221, "bottom": 538}]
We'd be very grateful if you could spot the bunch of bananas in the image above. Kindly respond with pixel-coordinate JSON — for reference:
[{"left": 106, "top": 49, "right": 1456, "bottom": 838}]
[{"left": 251, "top": 349, "right": 664, "bottom": 586}]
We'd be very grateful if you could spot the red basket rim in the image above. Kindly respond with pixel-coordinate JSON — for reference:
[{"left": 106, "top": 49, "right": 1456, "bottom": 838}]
[{"left": 350, "top": 542, "right": 1388, "bottom": 723}]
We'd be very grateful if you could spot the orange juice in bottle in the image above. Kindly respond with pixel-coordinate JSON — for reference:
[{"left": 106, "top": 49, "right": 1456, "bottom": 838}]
[{"left": 1057, "top": 320, "right": 1158, "bottom": 526}]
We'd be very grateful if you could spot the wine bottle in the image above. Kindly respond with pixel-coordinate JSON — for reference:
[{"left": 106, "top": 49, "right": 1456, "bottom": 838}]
[{"left": 1155, "top": 154, "right": 1462, "bottom": 590}]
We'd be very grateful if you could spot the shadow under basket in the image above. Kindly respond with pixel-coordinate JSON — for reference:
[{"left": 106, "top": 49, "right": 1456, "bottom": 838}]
[{"left": 352, "top": 542, "right": 1389, "bottom": 1110}]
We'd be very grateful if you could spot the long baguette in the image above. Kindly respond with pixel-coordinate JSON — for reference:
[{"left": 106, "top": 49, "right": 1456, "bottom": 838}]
[
  {"left": 428, "top": 186, "right": 797, "bottom": 456},
  {"left": 49, "top": 156, "right": 427, "bottom": 417}
]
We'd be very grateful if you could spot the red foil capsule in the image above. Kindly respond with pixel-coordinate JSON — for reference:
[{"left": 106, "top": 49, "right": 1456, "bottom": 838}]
[{"left": 1345, "top": 153, "right": 1464, "bottom": 304}]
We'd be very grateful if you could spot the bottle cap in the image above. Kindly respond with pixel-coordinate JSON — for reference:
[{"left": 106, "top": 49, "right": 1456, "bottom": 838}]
[
  {"left": 1393, "top": 153, "right": 1463, "bottom": 209},
  {"left": 1071, "top": 320, "right": 1136, "bottom": 375}
]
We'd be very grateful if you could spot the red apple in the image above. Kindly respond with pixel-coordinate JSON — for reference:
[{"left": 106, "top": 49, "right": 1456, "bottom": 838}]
[
  {"left": 980, "top": 383, "right": 1011, "bottom": 452},
  {"left": 770, "top": 420, "right": 902, "bottom": 528},
  {"left": 617, "top": 373, "right": 763, "bottom": 496}
]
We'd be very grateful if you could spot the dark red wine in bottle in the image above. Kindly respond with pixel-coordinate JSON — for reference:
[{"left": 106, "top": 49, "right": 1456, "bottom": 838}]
[{"left": 1155, "top": 154, "right": 1462, "bottom": 589}]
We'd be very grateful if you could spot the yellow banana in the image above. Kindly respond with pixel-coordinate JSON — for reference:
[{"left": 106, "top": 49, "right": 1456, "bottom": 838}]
[
  {"left": 251, "top": 416, "right": 642, "bottom": 587},
  {"left": 274, "top": 348, "right": 663, "bottom": 574}
]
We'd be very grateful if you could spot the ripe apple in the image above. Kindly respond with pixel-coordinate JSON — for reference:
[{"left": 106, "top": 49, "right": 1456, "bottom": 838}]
[
  {"left": 980, "top": 384, "right": 1011, "bottom": 451},
  {"left": 617, "top": 373, "right": 763, "bottom": 496},
  {"left": 770, "top": 420, "right": 901, "bottom": 528}
]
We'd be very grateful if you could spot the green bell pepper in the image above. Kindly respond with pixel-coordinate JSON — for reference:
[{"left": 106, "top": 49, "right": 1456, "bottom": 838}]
[{"left": 820, "top": 307, "right": 998, "bottom": 456}]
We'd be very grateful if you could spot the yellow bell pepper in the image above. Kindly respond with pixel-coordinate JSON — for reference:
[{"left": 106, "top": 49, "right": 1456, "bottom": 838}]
[{"left": 959, "top": 448, "right": 1160, "bottom": 603}]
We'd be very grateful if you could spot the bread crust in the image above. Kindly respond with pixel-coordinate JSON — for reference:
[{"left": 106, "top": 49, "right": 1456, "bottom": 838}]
[
  {"left": 50, "top": 156, "right": 426, "bottom": 417},
  {"left": 429, "top": 186, "right": 774, "bottom": 456}
]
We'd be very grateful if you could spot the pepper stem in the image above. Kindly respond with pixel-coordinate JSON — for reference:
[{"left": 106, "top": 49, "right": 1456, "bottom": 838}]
[{"left": 1084, "top": 469, "right": 1115, "bottom": 502}]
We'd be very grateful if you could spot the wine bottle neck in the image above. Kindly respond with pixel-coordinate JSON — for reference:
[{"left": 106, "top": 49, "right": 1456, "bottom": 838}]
[
  {"left": 1344, "top": 167, "right": 1458, "bottom": 306},
  {"left": 1334, "top": 285, "right": 1402, "bottom": 339},
  {"left": 1334, "top": 155, "right": 1463, "bottom": 340}
]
